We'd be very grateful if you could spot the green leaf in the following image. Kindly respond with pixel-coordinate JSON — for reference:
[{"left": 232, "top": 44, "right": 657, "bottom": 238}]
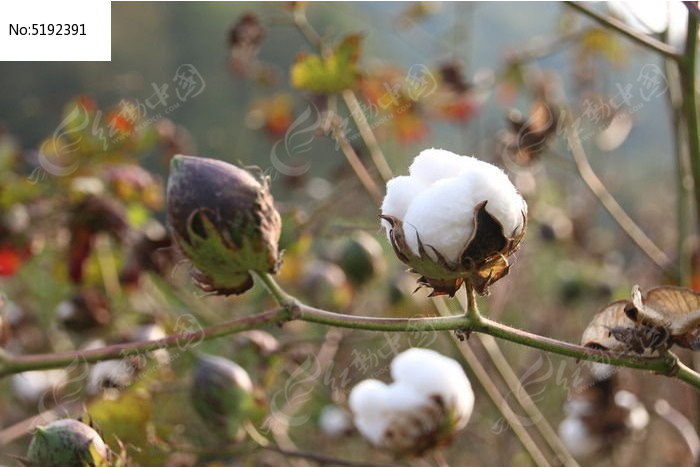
[{"left": 291, "top": 34, "right": 362, "bottom": 93}]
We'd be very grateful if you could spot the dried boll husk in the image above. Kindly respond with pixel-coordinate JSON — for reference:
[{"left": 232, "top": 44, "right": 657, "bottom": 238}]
[{"left": 167, "top": 155, "right": 281, "bottom": 295}]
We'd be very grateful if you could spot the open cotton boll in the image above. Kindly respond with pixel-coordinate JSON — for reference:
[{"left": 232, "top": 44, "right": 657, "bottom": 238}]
[
  {"left": 349, "top": 348, "right": 474, "bottom": 453},
  {"left": 318, "top": 405, "right": 353, "bottom": 437},
  {"left": 11, "top": 369, "right": 68, "bottom": 405},
  {"left": 558, "top": 416, "right": 600, "bottom": 458},
  {"left": 87, "top": 359, "right": 136, "bottom": 394},
  {"left": 380, "top": 148, "right": 527, "bottom": 296},
  {"left": 390, "top": 348, "right": 474, "bottom": 425},
  {"left": 403, "top": 165, "right": 525, "bottom": 262}
]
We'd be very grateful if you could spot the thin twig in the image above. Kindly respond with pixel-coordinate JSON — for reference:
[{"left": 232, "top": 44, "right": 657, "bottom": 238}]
[
  {"left": 664, "top": 30, "right": 694, "bottom": 286},
  {"left": 679, "top": 11, "right": 700, "bottom": 224},
  {"left": 332, "top": 120, "right": 384, "bottom": 205},
  {"left": 342, "top": 90, "right": 394, "bottom": 182},
  {"left": 563, "top": 112, "right": 673, "bottom": 271},
  {"left": 564, "top": 2, "right": 680, "bottom": 59},
  {"left": 654, "top": 398, "right": 700, "bottom": 461},
  {"left": 433, "top": 297, "right": 551, "bottom": 467},
  {"left": 454, "top": 290, "right": 579, "bottom": 467}
]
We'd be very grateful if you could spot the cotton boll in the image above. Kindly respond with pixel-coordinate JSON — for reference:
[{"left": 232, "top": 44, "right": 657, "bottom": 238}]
[
  {"left": 349, "top": 348, "right": 475, "bottom": 453},
  {"left": 318, "top": 405, "right": 352, "bottom": 437},
  {"left": 614, "top": 390, "right": 649, "bottom": 431},
  {"left": 11, "top": 370, "right": 68, "bottom": 405},
  {"left": 558, "top": 416, "right": 600, "bottom": 458},
  {"left": 87, "top": 360, "right": 136, "bottom": 395},
  {"left": 349, "top": 379, "right": 392, "bottom": 445},
  {"left": 381, "top": 148, "right": 527, "bottom": 296},
  {"left": 390, "top": 348, "right": 474, "bottom": 425}
]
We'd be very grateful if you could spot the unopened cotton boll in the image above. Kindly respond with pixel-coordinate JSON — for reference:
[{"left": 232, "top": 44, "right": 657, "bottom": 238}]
[
  {"left": 381, "top": 148, "right": 527, "bottom": 296},
  {"left": 349, "top": 348, "right": 474, "bottom": 454}
]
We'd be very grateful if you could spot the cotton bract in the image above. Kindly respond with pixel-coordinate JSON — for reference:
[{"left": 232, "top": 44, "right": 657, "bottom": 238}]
[
  {"left": 348, "top": 348, "right": 474, "bottom": 454},
  {"left": 381, "top": 148, "right": 527, "bottom": 296}
]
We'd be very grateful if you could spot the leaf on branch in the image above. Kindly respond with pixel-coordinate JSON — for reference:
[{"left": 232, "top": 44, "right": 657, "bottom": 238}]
[
  {"left": 290, "top": 34, "right": 362, "bottom": 93},
  {"left": 578, "top": 27, "right": 627, "bottom": 65}
]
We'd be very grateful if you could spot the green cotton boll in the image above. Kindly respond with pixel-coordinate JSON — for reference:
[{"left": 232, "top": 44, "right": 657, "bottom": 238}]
[
  {"left": 190, "top": 354, "right": 256, "bottom": 440},
  {"left": 166, "top": 155, "right": 282, "bottom": 295},
  {"left": 337, "top": 231, "right": 385, "bottom": 286},
  {"left": 27, "top": 419, "right": 110, "bottom": 467}
]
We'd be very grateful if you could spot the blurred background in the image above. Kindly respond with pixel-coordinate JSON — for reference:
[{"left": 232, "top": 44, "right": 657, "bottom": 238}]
[{"left": 0, "top": 2, "right": 697, "bottom": 466}]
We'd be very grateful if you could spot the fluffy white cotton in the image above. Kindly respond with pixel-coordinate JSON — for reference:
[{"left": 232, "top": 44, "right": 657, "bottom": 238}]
[
  {"left": 558, "top": 416, "right": 600, "bottom": 458},
  {"left": 318, "top": 405, "right": 353, "bottom": 437},
  {"left": 390, "top": 348, "right": 474, "bottom": 426},
  {"left": 381, "top": 148, "right": 526, "bottom": 262},
  {"left": 348, "top": 348, "right": 474, "bottom": 450},
  {"left": 11, "top": 369, "right": 68, "bottom": 404},
  {"left": 614, "top": 390, "right": 649, "bottom": 431},
  {"left": 87, "top": 360, "right": 136, "bottom": 395}
]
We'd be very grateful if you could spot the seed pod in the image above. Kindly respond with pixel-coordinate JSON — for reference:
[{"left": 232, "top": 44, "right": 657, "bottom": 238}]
[
  {"left": 27, "top": 419, "right": 109, "bottom": 467},
  {"left": 190, "top": 354, "right": 255, "bottom": 440},
  {"left": 167, "top": 155, "right": 282, "bottom": 295},
  {"left": 336, "top": 231, "right": 385, "bottom": 286}
]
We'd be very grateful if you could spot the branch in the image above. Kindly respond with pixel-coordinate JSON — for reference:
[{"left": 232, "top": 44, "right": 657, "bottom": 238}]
[
  {"left": 341, "top": 90, "right": 394, "bottom": 182},
  {"left": 564, "top": 2, "right": 681, "bottom": 59},
  {"left": 679, "top": 10, "right": 700, "bottom": 224},
  {"left": 0, "top": 308, "right": 291, "bottom": 377},
  {"left": 255, "top": 273, "right": 700, "bottom": 389},
  {"left": 332, "top": 120, "right": 384, "bottom": 205},
  {"left": 2, "top": 274, "right": 699, "bottom": 390},
  {"left": 562, "top": 113, "right": 673, "bottom": 271}
]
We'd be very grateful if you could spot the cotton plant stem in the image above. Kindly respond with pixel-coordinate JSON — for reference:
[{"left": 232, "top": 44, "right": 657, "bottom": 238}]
[
  {"left": 333, "top": 122, "right": 384, "bottom": 205},
  {"left": 341, "top": 90, "right": 394, "bottom": 182},
  {"left": 665, "top": 47, "right": 694, "bottom": 286},
  {"left": 433, "top": 298, "right": 551, "bottom": 467},
  {"left": 2, "top": 274, "right": 700, "bottom": 389},
  {"left": 0, "top": 307, "right": 292, "bottom": 377},
  {"left": 680, "top": 12, "right": 700, "bottom": 225},
  {"left": 564, "top": 2, "right": 680, "bottom": 59},
  {"left": 563, "top": 114, "right": 672, "bottom": 271},
  {"left": 257, "top": 273, "right": 700, "bottom": 388},
  {"left": 654, "top": 399, "right": 700, "bottom": 461},
  {"left": 455, "top": 289, "right": 579, "bottom": 467}
]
